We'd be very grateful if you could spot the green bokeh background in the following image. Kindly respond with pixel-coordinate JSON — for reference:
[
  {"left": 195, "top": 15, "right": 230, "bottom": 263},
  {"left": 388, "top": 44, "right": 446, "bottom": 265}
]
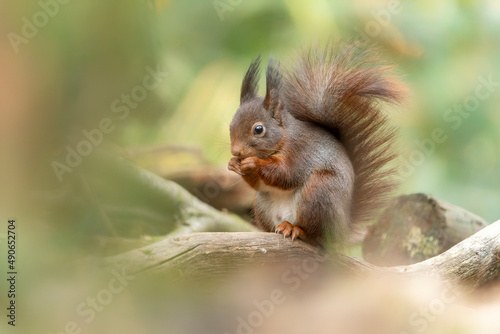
[
  {"left": 3, "top": 0, "right": 499, "bottom": 221},
  {"left": 133, "top": 0, "right": 499, "bottom": 221},
  {"left": 162, "top": 0, "right": 500, "bottom": 222}
]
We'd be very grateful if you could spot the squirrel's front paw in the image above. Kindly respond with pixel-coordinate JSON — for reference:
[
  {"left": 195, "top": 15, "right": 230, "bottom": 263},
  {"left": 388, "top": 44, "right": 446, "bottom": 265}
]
[
  {"left": 240, "top": 156, "right": 260, "bottom": 174},
  {"left": 227, "top": 157, "right": 243, "bottom": 175}
]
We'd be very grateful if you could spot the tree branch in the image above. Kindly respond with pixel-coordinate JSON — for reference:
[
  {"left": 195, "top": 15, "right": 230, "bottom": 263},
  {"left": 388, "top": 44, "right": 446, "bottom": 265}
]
[{"left": 103, "top": 220, "right": 500, "bottom": 293}]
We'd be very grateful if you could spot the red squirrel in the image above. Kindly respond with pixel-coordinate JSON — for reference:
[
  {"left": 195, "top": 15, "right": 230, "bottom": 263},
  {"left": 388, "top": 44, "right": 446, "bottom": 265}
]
[{"left": 228, "top": 43, "right": 405, "bottom": 248}]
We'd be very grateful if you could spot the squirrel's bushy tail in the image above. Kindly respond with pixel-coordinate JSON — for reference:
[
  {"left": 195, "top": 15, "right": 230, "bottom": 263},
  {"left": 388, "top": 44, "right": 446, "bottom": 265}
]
[{"left": 283, "top": 42, "right": 406, "bottom": 229}]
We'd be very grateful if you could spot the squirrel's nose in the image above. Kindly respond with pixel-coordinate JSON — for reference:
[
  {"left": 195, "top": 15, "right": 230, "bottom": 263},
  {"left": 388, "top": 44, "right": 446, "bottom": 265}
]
[
  {"left": 231, "top": 149, "right": 241, "bottom": 157},
  {"left": 231, "top": 144, "right": 243, "bottom": 157}
]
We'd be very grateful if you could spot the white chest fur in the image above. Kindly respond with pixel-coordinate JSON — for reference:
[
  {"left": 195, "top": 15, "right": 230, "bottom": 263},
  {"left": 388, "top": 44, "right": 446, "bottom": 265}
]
[{"left": 257, "top": 181, "right": 298, "bottom": 227}]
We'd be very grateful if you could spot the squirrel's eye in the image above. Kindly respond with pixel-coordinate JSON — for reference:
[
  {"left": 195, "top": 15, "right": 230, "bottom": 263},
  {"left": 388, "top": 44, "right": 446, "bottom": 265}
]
[{"left": 252, "top": 123, "right": 265, "bottom": 137}]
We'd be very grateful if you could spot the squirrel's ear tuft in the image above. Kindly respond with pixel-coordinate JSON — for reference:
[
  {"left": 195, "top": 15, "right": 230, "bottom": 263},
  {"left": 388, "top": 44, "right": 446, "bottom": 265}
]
[
  {"left": 240, "top": 56, "right": 261, "bottom": 104},
  {"left": 264, "top": 57, "right": 283, "bottom": 122}
]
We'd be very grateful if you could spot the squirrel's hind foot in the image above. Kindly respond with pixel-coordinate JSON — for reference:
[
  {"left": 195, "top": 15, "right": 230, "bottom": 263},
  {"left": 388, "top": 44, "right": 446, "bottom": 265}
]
[{"left": 275, "top": 221, "right": 306, "bottom": 242}]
